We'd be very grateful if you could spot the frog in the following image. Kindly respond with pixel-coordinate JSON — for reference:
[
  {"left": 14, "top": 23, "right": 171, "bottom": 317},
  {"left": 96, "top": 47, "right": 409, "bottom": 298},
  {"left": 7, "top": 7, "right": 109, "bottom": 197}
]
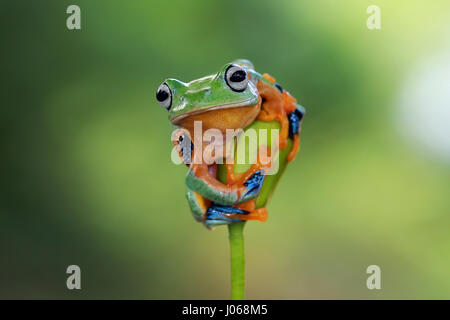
[{"left": 156, "top": 59, "right": 305, "bottom": 229}]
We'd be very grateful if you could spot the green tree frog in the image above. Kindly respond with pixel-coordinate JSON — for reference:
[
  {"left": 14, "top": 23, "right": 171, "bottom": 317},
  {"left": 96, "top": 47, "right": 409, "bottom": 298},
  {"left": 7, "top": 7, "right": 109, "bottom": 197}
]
[{"left": 156, "top": 59, "right": 305, "bottom": 229}]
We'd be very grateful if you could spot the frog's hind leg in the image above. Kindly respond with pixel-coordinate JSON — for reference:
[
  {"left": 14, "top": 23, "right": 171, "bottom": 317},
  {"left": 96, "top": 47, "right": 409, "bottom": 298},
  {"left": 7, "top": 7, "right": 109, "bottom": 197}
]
[
  {"left": 256, "top": 79, "right": 290, "bottom": 149},
  {"left": 256, "top": 76, "right": 304, "bottom": 159}
]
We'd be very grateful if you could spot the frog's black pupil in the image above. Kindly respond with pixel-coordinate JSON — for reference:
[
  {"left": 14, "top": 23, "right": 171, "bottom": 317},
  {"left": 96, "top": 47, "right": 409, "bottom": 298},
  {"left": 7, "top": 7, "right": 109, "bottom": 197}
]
[
  {"left": 156, "top": 89, "right": 169, "bottom": 102},
  {"left": 230, "top": 70, "right": 246, "bottom": 82}
]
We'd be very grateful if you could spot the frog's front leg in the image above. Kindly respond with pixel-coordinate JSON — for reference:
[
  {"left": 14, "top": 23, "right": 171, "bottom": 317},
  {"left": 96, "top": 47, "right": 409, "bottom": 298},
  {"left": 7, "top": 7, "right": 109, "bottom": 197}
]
[{"left": 186, "top": 163, "right": 265, "bottom": 206}]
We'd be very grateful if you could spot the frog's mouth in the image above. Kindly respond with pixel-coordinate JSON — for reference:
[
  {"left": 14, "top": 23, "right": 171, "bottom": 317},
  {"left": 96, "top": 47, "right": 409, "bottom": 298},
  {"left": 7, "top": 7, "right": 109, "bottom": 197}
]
[{"left": 170, "top": 98, "right": 258, "bottom": 124}]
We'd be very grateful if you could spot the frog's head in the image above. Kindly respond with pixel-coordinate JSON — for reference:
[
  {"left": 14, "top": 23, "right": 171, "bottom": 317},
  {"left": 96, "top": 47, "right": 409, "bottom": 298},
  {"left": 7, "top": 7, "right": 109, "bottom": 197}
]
[{"left": 156, "top": 61, "right": 260, "bottom": 132}]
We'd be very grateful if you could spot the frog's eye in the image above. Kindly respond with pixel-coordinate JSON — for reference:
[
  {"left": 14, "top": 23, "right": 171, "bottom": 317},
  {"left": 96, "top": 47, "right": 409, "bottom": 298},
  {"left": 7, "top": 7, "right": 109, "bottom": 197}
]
[
  {"left": 156, "top": 82, "right": 172, "bottom": 110},
  {"left": 225, "top": 64, "right": 248, "bottom": 92}
]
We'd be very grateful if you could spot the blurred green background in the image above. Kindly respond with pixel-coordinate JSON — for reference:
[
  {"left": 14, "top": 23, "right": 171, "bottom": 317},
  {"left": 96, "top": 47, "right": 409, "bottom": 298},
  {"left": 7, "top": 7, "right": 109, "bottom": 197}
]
[{"left": 1, "top": 0, "right": 449, "bottom": 299}]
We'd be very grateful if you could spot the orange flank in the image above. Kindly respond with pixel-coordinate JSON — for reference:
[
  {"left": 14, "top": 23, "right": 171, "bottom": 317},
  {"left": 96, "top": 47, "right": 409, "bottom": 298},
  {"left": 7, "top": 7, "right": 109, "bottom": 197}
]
[{"left": 256, "top": 80, "right": 299, "bottom": 153}]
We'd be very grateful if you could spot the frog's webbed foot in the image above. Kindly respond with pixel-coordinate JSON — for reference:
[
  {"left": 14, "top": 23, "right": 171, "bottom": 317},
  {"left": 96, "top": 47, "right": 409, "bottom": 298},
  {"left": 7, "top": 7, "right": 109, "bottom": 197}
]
[
  {"left": 287, "top": 106, "right": 305, "bottom": 161},
  {"left": 205, "top": 204, "right": 246, "bottom": 228},
  {"left": 288, "top": 107, "right": 304, "bottom": 139},
  {"left": 241, "top": 170, "right": 265, "bottom": 201},
  {"left": 204, "top": 204, "right": 268, "bottom": 229}
]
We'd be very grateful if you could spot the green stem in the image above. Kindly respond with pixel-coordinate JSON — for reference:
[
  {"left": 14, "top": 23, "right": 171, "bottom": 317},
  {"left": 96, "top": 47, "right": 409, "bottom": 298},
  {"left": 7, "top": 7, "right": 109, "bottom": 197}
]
[{"left": 228, "top": 221, "right": 245, "bottom": 300}]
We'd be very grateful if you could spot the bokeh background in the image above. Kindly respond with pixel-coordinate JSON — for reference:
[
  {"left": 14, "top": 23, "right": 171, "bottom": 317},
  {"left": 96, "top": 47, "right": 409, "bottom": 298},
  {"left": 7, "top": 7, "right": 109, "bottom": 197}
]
[{"left": 1, "top": 0, "right": 450, "bottom": 299}]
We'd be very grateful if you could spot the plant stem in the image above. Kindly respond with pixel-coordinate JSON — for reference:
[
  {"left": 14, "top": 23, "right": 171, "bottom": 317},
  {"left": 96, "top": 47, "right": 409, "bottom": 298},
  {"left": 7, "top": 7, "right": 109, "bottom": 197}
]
[{"left": 228, "top": 221, "right": 245, "bottom": 300}]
